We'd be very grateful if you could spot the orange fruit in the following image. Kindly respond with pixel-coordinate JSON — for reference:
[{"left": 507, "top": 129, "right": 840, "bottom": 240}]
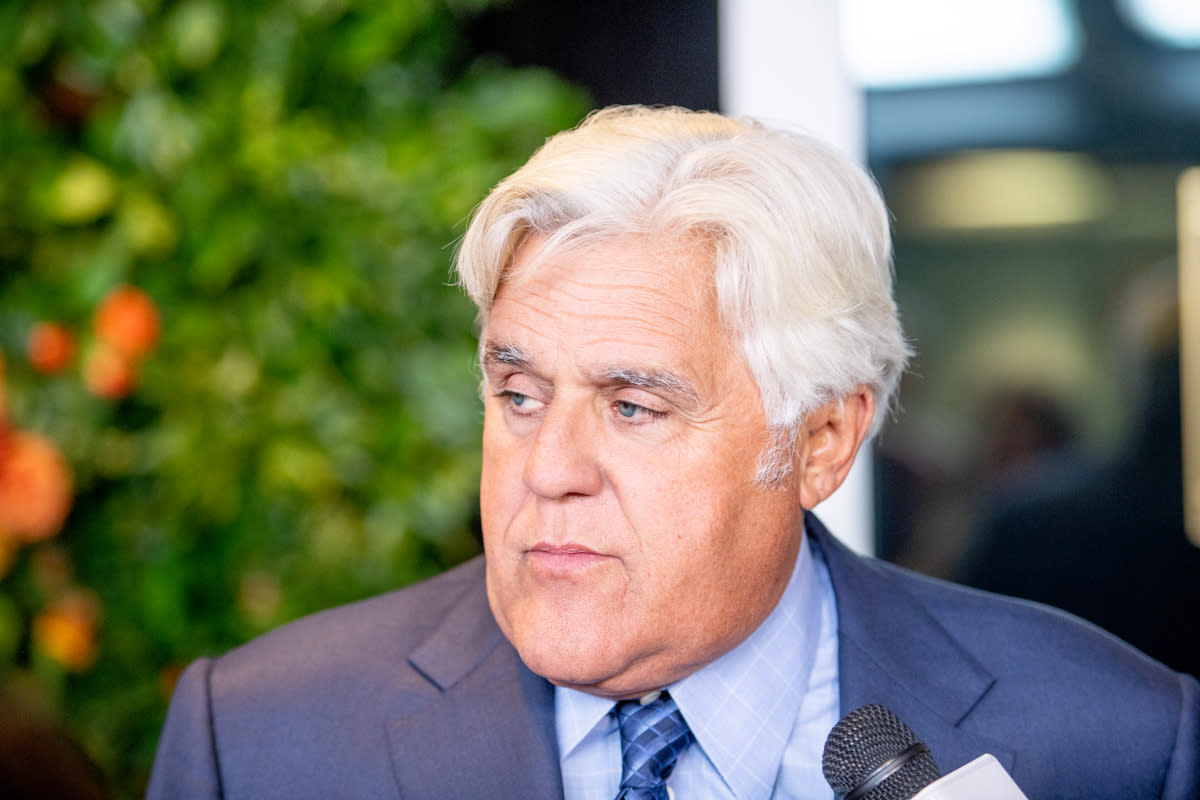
[
  {"left": 83, "top": 344, "right": 138, "bottom": 399},
  {"left": 94, "top": 285, "right": 160, "bottom": 357},
  {"left": 26, "top": 322, "right": 76, "bottom": 374},
  {"left": 33, "top": 592, "right": 100, "bottom": 673},
  {"left": 0, "top": 429, "right": 73, "bottom": 541}
]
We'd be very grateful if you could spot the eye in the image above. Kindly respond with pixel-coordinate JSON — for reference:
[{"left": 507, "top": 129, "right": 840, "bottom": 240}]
[
  {"left": 496, "top": 389, "right": 543, "bottom": 417},
  {"left": 616, "top": 401, "right": 640, "bottom": 418},
  {"left": 613, "top": 400, "right": 666, "bottom": 422}
]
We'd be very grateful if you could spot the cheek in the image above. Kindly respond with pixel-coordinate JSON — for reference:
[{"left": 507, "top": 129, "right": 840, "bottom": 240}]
[
  {"left": 635, "top": 469, "right": 787, "bottom": 582},
  {"left": 480, "top": 416, "right": 525, "bottom": 534},
  {"left": 622, "top": 445, "right": 745, "bottom": 531},
  {"left": 617, "top": 476, "right": 734, "bottom": 586}
]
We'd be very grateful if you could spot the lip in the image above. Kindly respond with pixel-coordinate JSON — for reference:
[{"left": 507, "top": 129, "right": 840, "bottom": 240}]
[{"left": 526, "top": 542, "right": 613, "bottom": 573}]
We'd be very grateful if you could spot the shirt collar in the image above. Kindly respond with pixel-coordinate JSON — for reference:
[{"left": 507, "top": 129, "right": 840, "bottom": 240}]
[
  {"left": 557, "top": 681, "right": 619, "bottom": 760},
  {"left": 556, "top": 531, "right": 823, "bottom": 799}
]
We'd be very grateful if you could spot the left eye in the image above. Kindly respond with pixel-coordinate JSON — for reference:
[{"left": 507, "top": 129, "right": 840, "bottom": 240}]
[
  {"left": 616, "top": 401, "right": 641, "bottom": 418},
  {"left": 615, "top": 401, "right": 666, "bottom": 421}
]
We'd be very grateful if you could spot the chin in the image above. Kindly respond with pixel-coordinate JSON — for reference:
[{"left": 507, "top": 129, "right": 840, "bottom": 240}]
[
  {"left": 487, "top": 577, "right": 666, "bottom": 695},
  {"left": 513, "top": 630, "right": 687, "bottom": 700},
  {"left": 514, "top": 629, "right": 618, "bottom": 685}
]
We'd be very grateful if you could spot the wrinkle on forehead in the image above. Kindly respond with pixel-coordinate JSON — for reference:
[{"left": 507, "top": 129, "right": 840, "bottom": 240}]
[
  {"left": 499, "top": 267, "right": 711, "bottom": 357},
  {"left": 500, "top": 231, "right": 719, "bottom": 311}
]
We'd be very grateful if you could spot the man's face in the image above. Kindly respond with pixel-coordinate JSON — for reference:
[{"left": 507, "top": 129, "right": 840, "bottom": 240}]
[{"left": 479, "top": 234, "right": 808, "bottom": 699}]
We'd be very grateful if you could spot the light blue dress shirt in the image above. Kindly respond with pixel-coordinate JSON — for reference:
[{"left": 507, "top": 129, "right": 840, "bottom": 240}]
[{"left": 556, "top": 533, "right": 840, "bottom": 800}]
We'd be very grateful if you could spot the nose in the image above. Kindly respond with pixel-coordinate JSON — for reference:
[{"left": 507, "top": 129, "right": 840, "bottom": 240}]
[{"left": 521, "top": 397, "right": 604, "bottom": 499}]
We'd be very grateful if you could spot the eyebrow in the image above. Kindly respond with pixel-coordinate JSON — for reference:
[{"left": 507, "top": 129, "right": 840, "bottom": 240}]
[
  {"left": 483, "top": 342, "right": 531, "bottom": 370},
  {"left": 482, "top": 340, "right": 701, "bottom": 410},
  {"left": 599, "top": 367, "right": 701, "bottom": 409}
]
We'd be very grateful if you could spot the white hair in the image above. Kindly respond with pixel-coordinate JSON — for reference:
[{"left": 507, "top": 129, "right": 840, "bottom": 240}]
[{"left": 455, "top": 105, "right": 910, "bottom": 480}]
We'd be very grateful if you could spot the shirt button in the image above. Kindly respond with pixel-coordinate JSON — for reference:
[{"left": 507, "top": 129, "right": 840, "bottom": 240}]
[{"left": 638, "top": 690, "right": 662, "bottom": 705}]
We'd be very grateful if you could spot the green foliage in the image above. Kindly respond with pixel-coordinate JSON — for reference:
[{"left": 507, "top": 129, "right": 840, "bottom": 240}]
[{"left": 0, "top": 0, "right": 588, "bottom": 794}]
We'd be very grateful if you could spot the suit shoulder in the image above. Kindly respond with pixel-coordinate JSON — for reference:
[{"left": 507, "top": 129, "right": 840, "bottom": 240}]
[
  {"left": 889, "top": 563, "right": 1199, "bottom": 791},
  {"left": 873, "top": 554, "right": 1177, "bottom": 682},
  {"left": 210, "top": 556, "right": 489, "bottom": 694},
  {"left": 862, "top": 553, "right": 1196, "bottom": 749},
  {"left": 833, "top": 547, "right": 1199, "bottom": 786},
  {"left": 163, "top": 559, "right": 502, "bottom": 798}
]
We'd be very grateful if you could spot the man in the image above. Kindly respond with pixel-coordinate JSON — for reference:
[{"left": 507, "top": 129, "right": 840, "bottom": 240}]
[{"left": 148, "top": 106, "right": 1199, "bottom": 799}]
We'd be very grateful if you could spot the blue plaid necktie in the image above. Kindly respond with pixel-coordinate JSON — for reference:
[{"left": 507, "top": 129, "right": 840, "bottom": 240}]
[{"left": 614, "top": 691, "right": 694, "bottom": 800}]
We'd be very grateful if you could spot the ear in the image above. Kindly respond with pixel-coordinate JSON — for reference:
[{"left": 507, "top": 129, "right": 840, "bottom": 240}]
[{"left": 796, "top": 386, "right": 876, "bottom": 510}]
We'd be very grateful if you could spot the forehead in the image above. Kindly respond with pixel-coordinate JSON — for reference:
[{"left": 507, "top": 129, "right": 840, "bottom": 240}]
[
  {"left": 484, "top": 234, "right": 733, "bottom": 380},
  {"left": 495, "top": 232, "right": 715, "bottom": 316}
]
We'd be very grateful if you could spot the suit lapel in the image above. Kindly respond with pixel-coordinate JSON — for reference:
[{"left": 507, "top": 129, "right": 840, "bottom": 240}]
[
  {"left": 807, "top": 513, "right": 1017, "bottom": 775},
  {"left": 385, "top": 559, "right": 563, "bottom": 799}
]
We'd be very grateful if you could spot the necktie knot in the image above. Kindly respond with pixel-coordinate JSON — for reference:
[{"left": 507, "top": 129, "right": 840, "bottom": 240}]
[{"left": 614, "top": 691, "right": 694, "bottom": 800}]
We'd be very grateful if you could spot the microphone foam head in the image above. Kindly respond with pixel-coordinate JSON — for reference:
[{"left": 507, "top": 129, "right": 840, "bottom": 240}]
[{"left": 822, "top": 704, "right": 941, "bottom": 800}]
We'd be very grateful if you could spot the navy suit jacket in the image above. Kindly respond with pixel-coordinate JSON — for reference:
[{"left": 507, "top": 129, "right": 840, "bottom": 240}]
[{"left": 147, "top": 514, "right": 1200, "bottom": 798}]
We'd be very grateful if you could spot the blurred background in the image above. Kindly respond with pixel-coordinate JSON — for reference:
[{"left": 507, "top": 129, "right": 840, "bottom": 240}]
[{"left": 0, "top": 1, "right": 1197, "bottom": 797}]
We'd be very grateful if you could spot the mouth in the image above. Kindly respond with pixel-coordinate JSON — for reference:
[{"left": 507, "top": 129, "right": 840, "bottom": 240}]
[{"left": 526, "top": 542, "right": 613, "bottom": 574}]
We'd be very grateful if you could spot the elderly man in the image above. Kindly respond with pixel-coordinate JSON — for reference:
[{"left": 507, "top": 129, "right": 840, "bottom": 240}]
[{"left": 148, "top": 106, "right": 1199, "bottom": 799}]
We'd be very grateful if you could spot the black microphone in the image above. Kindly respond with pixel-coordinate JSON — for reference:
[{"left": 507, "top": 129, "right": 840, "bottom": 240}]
[
  {"left": 822, "top": 704, "right": 940, "bottom": 800},
  {"left": 821, "top": 704, "right": 1029, "bottom": 800}
]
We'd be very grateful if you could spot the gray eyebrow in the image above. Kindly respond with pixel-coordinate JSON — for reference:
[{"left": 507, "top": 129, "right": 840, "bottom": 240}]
[
  {"left": 601, "top": 367, "right": 701, "bottom": 409},
  {"left": 482, "top": 342, "right": 701, "bottom": 409},
  {"left": 483, "top": 342, "right": 530, "bottom": 369}
]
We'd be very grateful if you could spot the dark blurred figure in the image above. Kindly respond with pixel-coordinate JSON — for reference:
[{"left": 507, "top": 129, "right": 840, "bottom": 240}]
[
  {"left": 877, "top": 379, "right": 1079, "bottom": 579},
  {"left": 958, "top": 333, "right": 1200, "bottom": 678},
  {"left": 0, "top": 694, "right": 112, "bottom": 800},
  {"left": 875, "top": 365, "right": 976, "bottom": 573},
  {"left": 979, "top": 387, "right": 1077, "bottom": 484}
]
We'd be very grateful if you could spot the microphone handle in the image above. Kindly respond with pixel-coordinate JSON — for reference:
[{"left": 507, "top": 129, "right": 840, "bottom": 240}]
[{"left": 912, "top": 754, "right": 1029, "bottom": 800}]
